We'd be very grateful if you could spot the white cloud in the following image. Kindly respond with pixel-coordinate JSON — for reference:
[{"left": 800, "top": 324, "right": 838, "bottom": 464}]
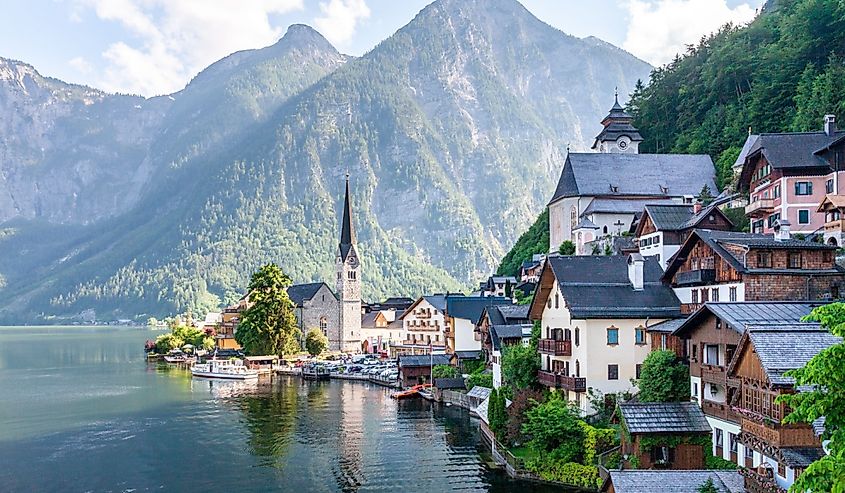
[
  {"left": 622, "top": 0, "right": 759, "bottom": 66},
  {"left": 78, "top": 0, "right": 304, "bottom": 96},
  {"left": 314, "top": 0, "right": 370, "bottom": 46},
  {"left": 68, "top": 56, "right": 93, "bottom": 74}
]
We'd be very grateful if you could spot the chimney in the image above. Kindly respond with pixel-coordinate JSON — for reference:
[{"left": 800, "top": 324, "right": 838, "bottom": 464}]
[
  {"left": 825, "top": 115, "right": 837, "bottom": 136},
  {"left": 774, "top": 220, "right": 791, "bottom": 242},
  {"left": 693, "top": 200, "right": 703, "bottom": 215},
  {"left": 627, "top": 253, "right": 644, "bottom": 291}
]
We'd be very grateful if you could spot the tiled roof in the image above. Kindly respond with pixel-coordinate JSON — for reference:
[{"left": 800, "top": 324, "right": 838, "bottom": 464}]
[
  {"left": 490, "top": 324, "right": 531, "bottom": 351},
  {"left": 453, "top": 350, "right": 482, "bottom": 360},
  {"left": 748, "top": 131, "right": 843, "bottom": 170},
  {"left": 618, "top": 402, "right": 711, "bottom": 434},
  {"left": 466, "top": 386, "right": 491, "bottom": 400},
  {"left": 583, "top": 198, "right": 674, "bottom": 215},
  {"left": 398, "top": 354, "right": 451, "bottom": 368},
  {"left": 434, "top": 377, "right": 466, "bottom": 389},
  {"left": 287, "top": 282, "right": 335, "bottom": 307},
  {"left": 779, "top": 447, "right": 827, "bottom": 468},
  {"left": 744, "top": 324, "right": 841, "bottom": 386},
  {"left": 674, "top": 302, "right": 824, "bottom": 336},
  {"left": 422, "top": 294, "right": 453, "bottom": 312},
  {"left": 643, "top": 204, "right": 694, "bottom": 230},
  {"left": 446, "top": 296, "right": 512, "bottom": 324},
  {"left": 607, "top": 470, "right": 745, "bottom": 493},
  {"left": 647, "top": 317, "right": 687, "bottom": 334},
  {"left": 550, "top": 153, "right": 716, "bottom": 204},
  {"left": 547, "top": 255, "right": 681, "bottom": 319}
]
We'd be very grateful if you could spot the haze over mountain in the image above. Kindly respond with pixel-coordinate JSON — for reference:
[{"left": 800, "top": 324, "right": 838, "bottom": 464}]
[{"left": 0, "top": 0, "right": 651, "bottom": 322}]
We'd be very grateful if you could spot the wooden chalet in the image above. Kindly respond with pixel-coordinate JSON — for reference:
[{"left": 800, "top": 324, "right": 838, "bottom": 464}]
[
  {"left": 727, "top": 324, "right": 839, "bottom": 492},
  {"left": 397, "top": 354, "right": 451, "bottom": 387},
  {"left": 662, "top": 228, "right": 844, "bottom": 315},
  {"left": 635, "top": 203, "right": 733, "bottom": 269},
  {"left": 617, "top": 402, "right": 712, "bottom": 470}
]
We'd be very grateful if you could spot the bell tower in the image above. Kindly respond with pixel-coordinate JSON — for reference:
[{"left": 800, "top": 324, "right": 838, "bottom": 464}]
[
  {"left": 591, "top": 90, "right": 643, "bottom": 154},
  {"left": 335, "top": 174, "right": 362, "bottom": 353}
]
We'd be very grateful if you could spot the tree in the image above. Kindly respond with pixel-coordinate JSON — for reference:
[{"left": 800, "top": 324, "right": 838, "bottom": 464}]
[
  {"left": 698, "top": 185, "right": 714, "bottom": 205},
  {"left": 502, "top": 343, "right": 540, "bottom": 389},
  {"left": 432, "top": 364, "right": 458, "bottom": 379},
  {"left": 506, "top": 388, "right": 546, "bottom": 445},
  {"left": 305, "top": 328, "right": 328, "bottom": 357},
  {"left": 558, "top": 240, "right": 576, "bottom": 256},
  {"left": 235, "top": 263, "right": 299, "bottom": 356},
  {"left": 776, "top": 303, "right": 845, "bottom": 492},
  {"left": 697, "top": 478, "right": 719, "bottom": 493},
  {"left": 504, "top": 279, "right": 513, "bottom": 298},
  {"left": 636, "top": 350, "right": 690, "bottom": 402},
  {"left": 523, "top": 393, "right": 585, "bottom": 461},
  {"left": 488, "top": 388, "right": 508, "bottom": 439}
]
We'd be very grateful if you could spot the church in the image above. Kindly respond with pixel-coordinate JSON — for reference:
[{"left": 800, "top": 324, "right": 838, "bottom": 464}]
[{"left": 548, "top": 94, "right": 717, "bottom": 255}]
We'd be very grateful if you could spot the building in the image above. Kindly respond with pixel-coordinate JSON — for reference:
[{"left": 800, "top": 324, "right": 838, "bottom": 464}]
[
  {"left": 519, "top": 255, "right": 545, "bottom": 283},
  {"left": 360, "top": 308, "right": 403, "bottom": 354},
  {"left": 475, "top": 304, "right": 532, "bottom": 388},
  {"left": 444, "top": 296, "right": 512, "bottom": 359},
  {"left": 601, "top": 470, "right": 745, "bottom": 493},
  {"left": 548, "top": 96, "right": 717, "bottom": 254},
  {"left": 738, "top": 115, "right": 845, "bottom": 236},
  {"left": 217, "top": 295, "right": 248, "bottom": 349},
  {"left": 479, "top": 276, "right": 518, "bottom": 298},
  {"left": 397, "top": 354, "right": 451, "bottom": 386},
  {"left": 670, "top": 302, "right": 824, "bottom": 472},
  {"left": 287, "top": 282, "right": 339, "bottom": 340},
  {"left": 727, "top": 324, "right": 839, "bottom": 492},
  {"left": 529, "top": 254, "right": 681, "bottom": 413},
  {"left": 335, "top": 175, "right": 362, "bottom": 353},
  {"left": 395, "top": 294, "right": 453, "bottom": 355},
  {"left": 634, "top": 203, "right": 733, "bottom": 269},
  {"left": 617, "top": 401, "right": 712, "bottom": 470},
  {"left": 662, "top": 228, "right": 844, "bottom": 315},
  {"left": 816, "top": 194, "right": 845, "bottom": 246}
]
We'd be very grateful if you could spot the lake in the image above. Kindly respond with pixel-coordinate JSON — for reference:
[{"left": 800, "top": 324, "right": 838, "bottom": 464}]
[{"left": 0, "top": 326, "right": 566, "bottom": 492}]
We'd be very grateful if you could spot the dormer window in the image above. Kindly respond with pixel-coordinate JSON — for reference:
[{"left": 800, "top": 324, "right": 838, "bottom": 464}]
[
  {"left": 659, "top": 185, "right": 669, "bottom": 194},
  {"left": 609, "top": 184, "right": 619, "bottom": 193}
]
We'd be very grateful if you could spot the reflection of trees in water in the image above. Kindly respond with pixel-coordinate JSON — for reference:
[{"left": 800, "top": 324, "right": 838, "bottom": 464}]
[{"left": 237, "top": 378, "right": 301, "bottom": 465}]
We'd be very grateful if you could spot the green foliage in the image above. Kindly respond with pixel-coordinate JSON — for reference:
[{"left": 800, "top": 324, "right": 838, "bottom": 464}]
[
  {"left": 467, "top": 369, "right": 493, "bottom": 390},
  {"left": 523, "top": 456, "right": 601, "bottom": 489},
  {"left": 523, "top": 394, "right": 585, "bottom": 459},
  {"left": 235, "top": 264, "right": 300, "bottom": 356},
  {"left": 154, "top": 333, "right": 183, "bottom": 353},
  {"left": 558, "top": 240, "right": 575, "bottom": 256},
  {"left": 514, "top": 287, "right": 533, "bottom": 305},
  {"left": 488, "top": 388, "right": 508, "bottom": 439},
  {"left": 723, "top": 207, "right": 750, "bottom": 232},
  {"left": 638, "top": 434, "right": 711, "bottom": 452},
  {"left": 501, "top": 342, "right": 540, "bottom": 389},
  {"left": 777, "top": 302, "right": 845, "bottom": 492},
  {"left": 304, "top": 328, "right": 328, "bottom": 357},
  {"left": 460, "top": 359, "right": 484, "bottom": 375},
  {"left": 706, "top": 453, "right": 739, "bottom": 470},
  {"left": 629, "top": 0, "right": 845, "bottom": 191},
  {"left": 506, "top": 388, "right": 546, "bottom": 445},
  {"left": 432, "top": 364, "right": 458, "bottom": 379},
  {"left": 636, "top": 350, "right": 690, "bottom": 402},
  {"left": 154, "top": 320, "right": 214, "bottom": 352},
  {"left": 497, "top": 208, "right": 549, "bottom": 278},
  {"left": 698, "top": 478, "right": 720, "bottom": 493}
]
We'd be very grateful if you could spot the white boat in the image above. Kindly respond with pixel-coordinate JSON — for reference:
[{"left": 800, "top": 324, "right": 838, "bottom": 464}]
[{"left": 191, "top": 359, "right": 259, "bottom": 380}]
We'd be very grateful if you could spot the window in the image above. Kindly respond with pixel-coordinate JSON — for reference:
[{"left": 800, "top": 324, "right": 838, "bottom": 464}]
[
  {"left": 636, "top": 364, "right": 643, "bottom": 379},
  {"left": 701, "top": 288, "right": 709, "bottom": 303},
  {"left": 715, "top": 428, "right": 724, "bottom": 448},
  {"left": 729, "top": 433, "right": 738, "bottom": 453},
  {"left": 716, "top": 318, "right": 722, "bottom": 330},
  {"left": 347, "top": 270, "right": 356, "bottom": 280},
  {"left": 555, "top": 293, "right": 559, "bottom": 309},
  {"left": 712, "top": 288, "right": 720, "bottom": 302},
  {"left": 767, "top": 213, "right": 781, "bottom": 228},
  {"left": 788, "top": 252, "right": 802, "bottom": 269},
  {"left": 757, "top": 251, "right": 772, "bottom": 268},
  {"left": 661, "top": 334, "right": 667, "bottom": 350},
  {"left": 691, "top": 343, "right": 698, "bottom": 361},
  {"left": 606, "top": 327, "right": 619, "bottom": 345},
  {"left": 705, "top": 344, "right": 720, "bottom": 366},
  {"left": 692, "top": 382, "right": 699, "bottom": 399},
  {"left": 798, "top": 209, "right": 810, "bottom": 224},
  {"left": 729, "top": 287, "right": 737, "bottom": 302},
  {"left": 778, "top": 462, "right": 786, "bottom": 478},
  {"left": 608, "top": 364, "right": 619, "bottom": 380},
  {"left": 691, "top": 289, "right": 699, "bottom": 304},
  {"left": 574, "top": 327, "right": 580, "bottom": 347},
  {"left": 575, "top": 360, "right": 580, "bottom": 377},
  {"left": 649, "top": 446, "right": 674, "bottom": 465},
  {"left": 319, "top": 317, "right": 328, "bottom": 336},
  {"left": 824, "top": 250, "right": 833, "bottom": 263},
  {"left": 547, "top": 297, "right": 551, "bottom": 309},
  {"left": 635, "top": 327, "right": 646, "bottom": 345},
  {"left": 795, "top": 182, "right": 813, "bottom": 195},
  {"left": 752, "top": 219, "right": 764, "bottom": 234},
  {"left": 827, "top": 179, "right": 835, "bottom": 194},
  {"left": 774, "top": 185, "right": 781, "bottom": 198}
]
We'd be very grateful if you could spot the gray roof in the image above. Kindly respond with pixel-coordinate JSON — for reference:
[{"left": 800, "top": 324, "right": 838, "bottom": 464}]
[
  {"left": 550, "top": 153, "right": 716, "bottom": 204},
  {"left": 490, "top": 324, "right": 531, "bottom": 351},
  {"left": 398, "top": 354, "right": 451, "bottom": 368},
  {"left": 434, "top": 377, "right": 466, "bottom": 389},
  {"left": 546, "top": 255, "right": 681, "bottom": 319},
  {"left": 446, "top": 296, "right": 512, "bottom": 324},
  {"left": 619, "top": 402, "right": 711, "bottom": 434},
  {"left": 643, "top": 204, "right": 695, "bottom": 230},
  {"left": 647, "top": 317, "right": 687, "bottom": 334},
  {"left": 607, "top": 471, "right": 745, "bottom": 493},
  {"left": 744, "top": 324, "right": 841, "bottom": 386},
  {"left": 421, "top": 293, "right": 460, "bottom": 312},
  {"left": 287, "top": 282, "right": 335, "bottom": 306},
  {"left": 674, "top": 302, "right": 824, "bottom": 337},
  {"left": 453, "top": 350, "right": 482, "bottom": 360},
  {"left": 466, "top": 386, "right": 491, "bottom": 400},
  {"left": 779, "top": 447, "right": 827, "bottom": 468},
  {"left": 747, "top": 131, "right": 843, "bottom": 171},
  {"left": 485, "top": 304, "right": 530, "bottom": 326},
  {"left": 583, "top": 198, "right": 674, "bottom": 216},
  {"left": 733, "top": 134, "right": 760, "bottom": 170}
]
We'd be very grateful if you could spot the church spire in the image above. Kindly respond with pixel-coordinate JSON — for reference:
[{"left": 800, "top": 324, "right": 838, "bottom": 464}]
[{"left": 339, "top": 173, "right": 355, "bottom": 259}]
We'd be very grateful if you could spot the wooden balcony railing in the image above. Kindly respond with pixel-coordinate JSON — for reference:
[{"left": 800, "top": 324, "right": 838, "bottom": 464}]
[
  {"left": 741, "top": 418, "right": 819, "bottom": 448},
  {"left": 538, "top": 370, "right": 560, "bottom": 388},
  {"left": 745, "top": 198, "right": 775, "bottom": 217},
  {"left": 702, "top": 399, "right": 741, "bottom": 424},
  {"left": 539, "top": 339, "right": 572, "bottom": 356},
  {"left": 560, "top": 375, "right": 587, "bottom": 392},
  {"left": 741, "top": 467, "right": 787, "bottom": 493},
  {"left": 701, "top": 365, "right": 739, "bottom": 387},
  {"left": 675, "top": 268, "right": 717, "bottom": 286}
]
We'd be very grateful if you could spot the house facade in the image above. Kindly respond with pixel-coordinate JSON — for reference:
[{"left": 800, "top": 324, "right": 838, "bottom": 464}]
[
  {"left": 530, "top": 254, "right": 681, "bottom": 414},
  {"left": 360, "top": 308, "right": 403, "bottom": 354},
  {"left": 288, "top": 282, "right": 339, "bottom": 340},
  {"left": 634, "top": 203, "right": 733, "bottom": 269},
  {"left": 395, "top": 294, "right": 451, "bottom": 355},
  {"left": 738, "top": 115, "right": 845, "bottom": 237},
  {"left": 617, "top": 402, "right": 712, "bottom": 470},
  {"left": 445, "top": 296, "right": 511, "bottom": 356},
  {"left": 662, "top": 228, "right": 844, "bottom": 315},
  {"left": 475, "top": 304, "right": 531, "bottom": 388}
]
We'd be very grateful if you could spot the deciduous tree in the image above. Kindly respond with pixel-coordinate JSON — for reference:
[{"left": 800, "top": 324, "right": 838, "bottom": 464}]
[
  {"left": 636, "top": 350, "right": 689, "bottom": 402},
  {"left": 235, "top": 263, "right": 299, "bottom": 356},
  {"left": 305, "top": 328, "right": 328, "bottom": 356}
]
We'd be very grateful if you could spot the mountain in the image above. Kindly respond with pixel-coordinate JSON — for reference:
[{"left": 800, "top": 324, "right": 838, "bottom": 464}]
[
  {"left": 627, "top": 0, "right": 845, "bottom": 189},
  {"left": 0, "top": 0, "right": 651, "bottom": 322}
]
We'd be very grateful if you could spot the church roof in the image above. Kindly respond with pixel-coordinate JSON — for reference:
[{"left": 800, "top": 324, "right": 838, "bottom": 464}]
[
  {"left": 287, "top": 282, "right": 336, "bottom": 307},
  {"left": 339, "top": 175, "right": 356, "bottom": 261},
  {"left": 592, "top": 94, "right": 643, "bottom": 149},
  {"left": 549, "top": 153, "right": 716, "bottom": 204}
]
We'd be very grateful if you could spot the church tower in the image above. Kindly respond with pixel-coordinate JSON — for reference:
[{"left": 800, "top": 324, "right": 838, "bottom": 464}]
[
  {"left": 591, "top": 90, "right": 643, "bottom": 154},
  {"left": 335, "top": 174, "right": 362, "bottom": 353}
]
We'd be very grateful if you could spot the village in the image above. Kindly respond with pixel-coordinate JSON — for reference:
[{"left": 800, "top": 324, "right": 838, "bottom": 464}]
[{"left": 150, "top": 97, "right": 845, "bottom": 493}]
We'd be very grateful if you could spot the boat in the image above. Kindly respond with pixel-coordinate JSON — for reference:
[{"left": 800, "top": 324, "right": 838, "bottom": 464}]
[
  {"left": 418, "top": 388, "right": 435, "bottom": 401},
  {"left": 391, "top": 383, "right": 432, "bottom": 400},
  {"left": 164, "top": 350, "right": 194, "bottom": 364},
  {"left": 302, "top": 364, "right": 331, "bottom": 381},
  {"left": 191, "top": 359, "right": 259, "bottom": 380}
]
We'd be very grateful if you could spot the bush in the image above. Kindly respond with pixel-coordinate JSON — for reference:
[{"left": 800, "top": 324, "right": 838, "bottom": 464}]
[
  {"left": 501, "top": 343, "right": 540, "bottom": 389},
  {"left": 432, "top": 364, "right": 458, "bottom": 379},
  {"left": 558, "top": 240, "right": 576, "bottom": 255},
  {"left": 637, "top": 350, "right": 690, "bottom": 402},
  {"left": 523, "top": 394, "right": 584, "bottom": 460},
  {"left": 305, "top": 328, "right": 328, "bottom": 356},
  {"left": 488, "top": 388, "right": 508, "bottom": 439},
  {"left": 705, "top": 453, "right": 739, "bottom": 470},
  {"left": 467, "top": 370, "right": 493, "bottom": 390},
  {"left": 524, "top": 455, "right": 601, "bottom": 489},
  {"left": 506, "top": 388, "right": 546, "bottom": 445}
]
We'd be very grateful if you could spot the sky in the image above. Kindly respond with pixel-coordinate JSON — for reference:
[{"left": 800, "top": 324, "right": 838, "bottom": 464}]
[{"left": 0, "top": 0, "right": 765, "bottom": 97}]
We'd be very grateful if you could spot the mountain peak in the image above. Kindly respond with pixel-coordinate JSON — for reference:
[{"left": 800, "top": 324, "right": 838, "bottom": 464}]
[{"left": 276, "top": 24, "right": 338, "bottom": 53}]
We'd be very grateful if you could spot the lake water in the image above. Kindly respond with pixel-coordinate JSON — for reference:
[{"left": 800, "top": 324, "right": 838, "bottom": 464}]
[{"left": 0, "top": 326, "right": 566, "bottom": 492}]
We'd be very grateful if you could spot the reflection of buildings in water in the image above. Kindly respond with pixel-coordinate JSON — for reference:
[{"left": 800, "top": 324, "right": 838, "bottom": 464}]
[{"left": 333, "top": 381, "right": 366, "bottom": 492}]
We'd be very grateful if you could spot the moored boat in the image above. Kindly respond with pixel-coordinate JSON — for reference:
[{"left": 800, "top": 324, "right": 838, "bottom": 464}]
[
  {"left": 391, "top": 383, "right": 432, "bottom": 400},
  {"left": 191, "top": 359, "right": 258, "bottom": 380}
]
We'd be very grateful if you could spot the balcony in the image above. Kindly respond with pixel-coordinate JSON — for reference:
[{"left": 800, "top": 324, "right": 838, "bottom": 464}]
[
  {"left": 560, "top": 375, "right": 587, "bottom": 392},
  {"left": 538, "top": 370, "right": 560, "bottom": 388},
  {"left": 702, "top": 399, "right": 741, "bottom": 424},
  {"left": 745, "top": 198, "right": 775, "bottom": 217},
  {"left": 539, "top": 339, "right": 572, "bottom": 356},
  {"left": 825, "top": 218, "right": 845, "bottom": 233},
  {"left": 701, "top": 365, "right": 740, "bottom": 388},
  {"left": 741, "top": 418, "right": 819, "bottom": 448},
  {"left": 741, "top": 468, "right": 787, "bottom": 493},
  {"left": 675, "top": 268, "right": 716, "bottom": 286}
]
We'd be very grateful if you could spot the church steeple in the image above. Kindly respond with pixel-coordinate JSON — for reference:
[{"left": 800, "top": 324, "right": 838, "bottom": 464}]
[
  {"left": 339, "top": 173, "right": 356, "bottom": 261},
  {"left": 592, "top": 90, "right": 643, "bottom": 154}
]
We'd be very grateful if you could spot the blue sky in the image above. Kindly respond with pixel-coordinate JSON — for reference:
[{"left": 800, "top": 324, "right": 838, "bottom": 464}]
[{"left": 0, "top": 0, "right": 764, "bottom": 97}]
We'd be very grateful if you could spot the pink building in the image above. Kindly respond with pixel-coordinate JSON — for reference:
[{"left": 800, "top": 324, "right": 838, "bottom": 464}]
[{"left": 739, "top": 115, "right": 845, "bottom": 241}]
